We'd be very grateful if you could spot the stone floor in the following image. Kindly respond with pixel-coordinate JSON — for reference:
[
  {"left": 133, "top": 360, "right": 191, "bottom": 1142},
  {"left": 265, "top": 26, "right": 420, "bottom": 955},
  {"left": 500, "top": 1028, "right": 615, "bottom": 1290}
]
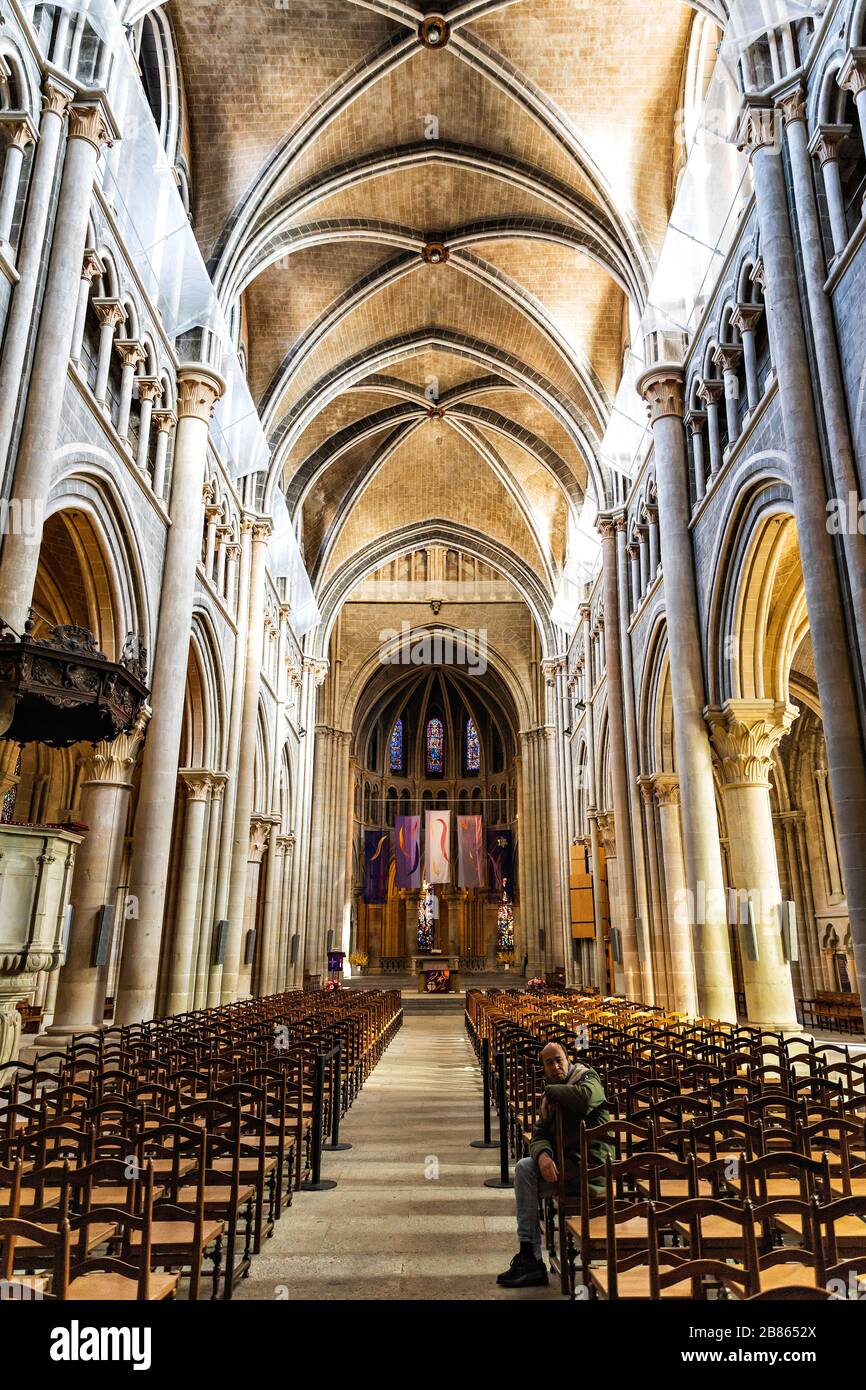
[{"left": 236, "top": 1008, "right": 562, "bottom": 1301}]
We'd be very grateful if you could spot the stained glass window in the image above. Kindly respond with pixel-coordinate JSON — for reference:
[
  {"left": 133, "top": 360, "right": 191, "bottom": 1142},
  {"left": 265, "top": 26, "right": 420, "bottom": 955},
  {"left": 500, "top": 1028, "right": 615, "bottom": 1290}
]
[
  {"left": 426, "top": 717, "right": 444, "bottom": 775},
  {"left": 465, "top": 717, "right": 480, "bottom": 773},
  {"left": 389, "top": 718, "right": 403, "bottom": 774}
]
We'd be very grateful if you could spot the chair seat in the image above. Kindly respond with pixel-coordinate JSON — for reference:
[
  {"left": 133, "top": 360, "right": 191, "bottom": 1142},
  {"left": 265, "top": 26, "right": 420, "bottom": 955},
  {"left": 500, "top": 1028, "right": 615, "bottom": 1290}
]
[
  {"left": 88, "top": 1185, "right": 165, "bottom": 1207},
  {"left": 65, "top": 1270, "right": 179, "bottom": 1301},
  {"left": 755, "top": 1262, "right": 818, "bottom": 1293},
  {"left": 211, "top": 1157, "right": 277, "bottom": 1177},
  {"left": 143, "top": 1158, "right": 198, "bottom": 1178},
  {"left": 201, "top": 1184, "right": 256, "bottom": 1209},
  {"left": 831, "top": 1179, "right": 866, "bottom": 1197},
  {"left": 129, "top": 1219, "right": 224, "bottom": 1248},
  {"left": 585, "top": 1216, "right": 650, "bottom": 1242},
  {"left": 590, "top": 1265, "right": 692, "bottom": 1299}
]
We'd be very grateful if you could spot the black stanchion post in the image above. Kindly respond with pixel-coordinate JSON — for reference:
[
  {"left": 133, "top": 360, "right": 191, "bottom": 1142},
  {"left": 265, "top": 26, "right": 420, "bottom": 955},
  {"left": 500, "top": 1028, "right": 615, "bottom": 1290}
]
[
  {"left": 484, "top": 1052, "right": 513, "bottom": 1189},
  {"left": 470, "top": 1036, "right": 497, "bottom": 1149},
  {"left": 301, "top": 1052, "right": 338, "bottom": 1190},
  {"left": 324, "top": 1042, "right": 352, "bottom": 1152}
]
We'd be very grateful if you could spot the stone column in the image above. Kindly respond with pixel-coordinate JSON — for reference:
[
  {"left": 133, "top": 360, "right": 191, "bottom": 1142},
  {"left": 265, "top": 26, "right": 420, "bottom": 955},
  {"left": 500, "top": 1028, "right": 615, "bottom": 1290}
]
[
  {"left": 235, "top": 819, "right": 267, "bottom": 997},
  {"left": 274, "top": 833, "right": 295, "bottom": 991},
  {"left": 221, "top": 519, "right": 270, "bottom": 1001},
  {"left": 778, "top": 86, "right": 866, "bottom": 658},
  {"left": 651, "top": 774, "right": 698, "bottom": 1017},
  {"left": 685, "top": 409, "right": 707, "bottom": 502},
  {"left": 581, "top": 602, "right": 608, "bottom": 993},
  {"left": 0, "top": 112, "right": 37, "bottom": 253},
  {"left": 134, "top": 377, "right": 162, "bottom": 472},
  {"left": 256, "top": 819, "right": 282, "bottom": 998},
  {"left": 114, "top": 339, "right": 146, "bottom": 442},
  {"left": 807, "top": 124, "right": 852, "bottom": 258},
  {"left": 697, "top": 378, "right": 724, "bottom": 477},
  {"left": 706, "top": 700, "right": 799, "bottom": 1028},
  {"left": 596, "top": 517, "right": 640, "bottom": 998},
  {"left": 115, "top": 365, "right": 224, "bottom": 1024},
  {"left": 207, "top": 524, "right": 253, "bottom": 1005},
  {"left": 614, "top": 516, "right": 654, "bottom": 1002},
  {"left": 69, "top": 247, "right": 104, "bottom": 365},
  {"left": 162, "top": 771, "right": 212, "bottom": 1017},
  {"left": 91, "top": 298, "right": 126, "bottom": 407},
  {"left": 151, "top": 409, "right": 176, "bottom": 499},
  {"left": 637, "top": 368, "right": 737, "bottom": 1021},
  {"left": 0, "top": 97, "right": 116, "bottom": 635},
  {"left": 0, "top": 76, "right": 74, "bottom": 478},
  {"left": 738, "top": 100, "right": 866, "bottom": 1029},
  {"left": 295, "top": 658, "right": 328, "bottom": 980},
  {"left": 776, "top": 808, "right": 816, "bottom": 1003},
  {"left": 192, "top": 772, "right": 226, "bottom": 1010},
  {"left": 730, "top": 303, "right": 763, "bottom": 412},
  {"left": 49, "top": 713, "right": 148, "bottom": 1034},
  {"left": 644, "top": 504, "right": 660, "bottom": 582},
  {"left": 638, "top": 777, "right": 669, "bottom": 1008},
  {"left": 627, "top": 541, "right": 640, "bottom": 612},
  {"left": 839, "top": 49, "right": 866, "bottom": 167},
  {"left": 714, "top": 343, "right": 743, "bottom": 446}
]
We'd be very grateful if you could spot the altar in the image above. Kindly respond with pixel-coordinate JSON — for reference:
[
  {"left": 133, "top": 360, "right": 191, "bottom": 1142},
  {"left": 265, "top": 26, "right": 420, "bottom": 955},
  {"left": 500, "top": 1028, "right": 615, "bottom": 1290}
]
[{"left": 413, "top": 953, "right": 461, "bottom": 994}]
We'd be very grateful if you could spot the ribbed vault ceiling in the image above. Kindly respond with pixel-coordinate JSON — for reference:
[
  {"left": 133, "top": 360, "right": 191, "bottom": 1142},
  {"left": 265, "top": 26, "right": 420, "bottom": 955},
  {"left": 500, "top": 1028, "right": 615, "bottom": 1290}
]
[{"left": 171, "top": 0, "right": 714, "bottom": 609}]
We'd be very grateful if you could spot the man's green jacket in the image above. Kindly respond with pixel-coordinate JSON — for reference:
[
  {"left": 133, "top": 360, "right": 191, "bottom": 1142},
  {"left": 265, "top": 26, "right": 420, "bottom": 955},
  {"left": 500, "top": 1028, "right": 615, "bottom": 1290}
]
[{"left": 529, "top": 1062, "right": 613, "bottom": 1189}]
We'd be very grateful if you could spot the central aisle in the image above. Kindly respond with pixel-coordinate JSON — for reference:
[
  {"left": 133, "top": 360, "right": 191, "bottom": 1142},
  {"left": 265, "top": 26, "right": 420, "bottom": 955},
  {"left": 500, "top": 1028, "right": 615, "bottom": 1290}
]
[{"left": 239, "top": 1004, "right": 561, "bottom": 1300}]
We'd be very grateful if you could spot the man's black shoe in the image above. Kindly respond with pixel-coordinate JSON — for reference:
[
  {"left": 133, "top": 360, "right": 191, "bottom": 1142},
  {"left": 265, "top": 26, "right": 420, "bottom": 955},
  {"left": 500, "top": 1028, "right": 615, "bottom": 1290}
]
[{"left": 496, "top": 1252, "right": 549, "bottom": 1287}]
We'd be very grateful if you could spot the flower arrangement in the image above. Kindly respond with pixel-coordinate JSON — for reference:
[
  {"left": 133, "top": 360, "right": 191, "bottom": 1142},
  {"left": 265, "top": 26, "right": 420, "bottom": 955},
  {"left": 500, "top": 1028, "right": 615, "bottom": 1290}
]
[
  {"left": 495, "top": 950, "right": 513, "bottom": 966},
  {"left": 526, "top": 977, "right": 546, "bottom": 993},
  {"left": 324, "top": 978, "right": 343, "bottom": 992},
  {"left": 348, "top": 951, "right": 369, "bottom": 969}
]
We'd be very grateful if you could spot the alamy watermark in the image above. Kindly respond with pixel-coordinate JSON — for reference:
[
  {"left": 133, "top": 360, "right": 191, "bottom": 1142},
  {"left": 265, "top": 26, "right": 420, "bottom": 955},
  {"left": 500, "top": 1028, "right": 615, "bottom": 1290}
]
[{"left": 378, "top": 621, "right": 488, "bottom": 676}]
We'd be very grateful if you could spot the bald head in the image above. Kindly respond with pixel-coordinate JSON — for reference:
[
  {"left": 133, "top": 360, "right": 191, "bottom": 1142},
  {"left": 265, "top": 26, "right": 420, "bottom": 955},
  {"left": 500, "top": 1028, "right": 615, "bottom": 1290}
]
[{"left": 541, "top": 1042, "right": 569, "bottom": 1083}]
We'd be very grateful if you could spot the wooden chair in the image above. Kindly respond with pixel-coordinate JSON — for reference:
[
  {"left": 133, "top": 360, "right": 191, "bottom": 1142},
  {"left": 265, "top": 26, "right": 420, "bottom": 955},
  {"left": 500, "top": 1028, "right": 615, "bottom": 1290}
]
[
  {"left": 132, "top": 1125, "right": 223, "bottom": 1300},
  {"left": 0, "top": 1216, "right": 70, "bottom": 1299},
  {"left": 64, "top": 1164, "right": 178, "bottom": 1301},
  {"left": 647, "top": 1197, "right": 760, "bottom": 1300}
]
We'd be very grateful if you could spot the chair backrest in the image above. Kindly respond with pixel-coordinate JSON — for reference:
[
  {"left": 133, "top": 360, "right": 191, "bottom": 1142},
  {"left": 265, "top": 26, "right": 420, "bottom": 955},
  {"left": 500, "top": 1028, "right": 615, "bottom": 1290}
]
[
  {"left": 0, "top": 1214, "right": 70, "bottom": 1295},
  {"left": 648, "top": 1197, "right": 760, "bottom": 1299}
]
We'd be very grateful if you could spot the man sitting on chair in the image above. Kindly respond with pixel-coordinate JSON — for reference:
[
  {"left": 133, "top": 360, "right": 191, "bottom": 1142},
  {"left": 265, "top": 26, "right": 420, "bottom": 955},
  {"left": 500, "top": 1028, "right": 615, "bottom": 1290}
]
[{"left": 497, "top": 1040, "right": 612, "bottom": 1288}]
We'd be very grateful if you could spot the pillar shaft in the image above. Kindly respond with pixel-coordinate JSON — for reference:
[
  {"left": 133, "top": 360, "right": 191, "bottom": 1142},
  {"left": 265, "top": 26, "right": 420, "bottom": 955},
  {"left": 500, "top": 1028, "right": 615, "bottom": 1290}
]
[
  {"left": 115, "top": 366, "right": 223, "bottom": 1024},
  {"left": 637, "top": 369, "right": 737, "bottom": 1022},
  {"left": 739, "top": 102, "right": 866, "bottom": 1031},
  {"left": 163, "top": 773, "right": 211, "bottom": 1017}
]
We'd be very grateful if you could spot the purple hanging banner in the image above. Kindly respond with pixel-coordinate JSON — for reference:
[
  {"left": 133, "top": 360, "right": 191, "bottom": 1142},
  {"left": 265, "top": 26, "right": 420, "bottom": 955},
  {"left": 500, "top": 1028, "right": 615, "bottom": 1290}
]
[
  {"left": 486, "top": 828, "right": 513, "bottom": 893},
  {"left": 364, "top": 829, "right": 391, "bottom": 903},
  {"left": 395, "top": 815, "right": 421, "bottom": 889},
  {"left": 458, "top": 815, "right": 485, "bottom": 889}
]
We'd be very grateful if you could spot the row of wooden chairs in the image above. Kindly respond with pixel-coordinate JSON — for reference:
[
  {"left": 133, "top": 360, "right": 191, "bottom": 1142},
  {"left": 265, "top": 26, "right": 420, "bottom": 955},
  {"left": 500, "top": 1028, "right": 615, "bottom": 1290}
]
[
  {"left": 0, "top": 988, "right": 403, "bottom": 1300},
  {"left": 466, "top": 988, "right": 866, "bottom": 1300}
]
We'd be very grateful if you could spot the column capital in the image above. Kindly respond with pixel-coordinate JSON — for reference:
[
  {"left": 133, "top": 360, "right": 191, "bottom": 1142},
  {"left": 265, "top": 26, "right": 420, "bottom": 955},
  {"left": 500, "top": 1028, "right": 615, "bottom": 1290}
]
[
  {"left": 749, "top": 259, "right": 767, "bottom": 293},
  {"left": 0, "top": 111, "right": 39, "bottom": 151},
  {"left": 92, "top": 296, "right": 126, "bottom": 330},
  {"left": 839, "top": 48, "right": 866, "bottom": 100},
  {"left": 68, "top": 96, "right": 118, "bottom": 154},
  {"left": 152, "top": 408, "right": 177, "bottom": 435},
  {"left": 808, "top": 124, "right": 852, "bottom": 168},
  {"left": 776, "top": 81, "right": 808, "bottom": 127},
  {"left": 684, "top": 407, "right": 707, "bottom": 436},
  {"left": 736, "top": 99, "right": 780, "bottom": 162},
  {"left": 175, "top": 364, "right": 225, "bottom": 422},
  {"left": 626, "top": 540, "right": 640, "bottom": 562},
  {"left": 696, "top": 376, "right": 724, "bottom": 408},
  {"left": 596, "top": 811, "right": 616, "bottom": 857},
  {"left": 303, "top": 656, "right": 329, "bottom": 686},
  {"left": 80, "top": 247, "right": 105, "bottom": 286},
  {"left": 248, "top": 817, "right": 272, "bottom": 862},
  {"left": 705, "top": 698, "right": 799, "bottom": 787},
  {"left": 714, "top": 342, "right": 743, "bottom": 375},
  {"left": 178, "top": 769, "right": 213, "bottom": 801},
  {"left": 731, "top": 302, "right": 764, "bottom": 336},
  {"left": 613, "top": 509, "right": 628, "bottom": 534},
  {"left": 650, "top": 772, "right": 680, "bottom": 807},
  {"left": 41, "top": 74, "right": 75, "bottom": 120},
  {"left": 114, "top": 338, "right": 146, "bottom": 370},
  {"left": 136, "top": 376, "right": 163, "bottom": 405},
  {"left": 595, "top": 512, "right": 617, "bottom": 541},
  {"left": 637, "top": 365, "right": 685, "bottom": 422},
  {"left": 209, "top": 771, "right": 229, "bottom": 803}
]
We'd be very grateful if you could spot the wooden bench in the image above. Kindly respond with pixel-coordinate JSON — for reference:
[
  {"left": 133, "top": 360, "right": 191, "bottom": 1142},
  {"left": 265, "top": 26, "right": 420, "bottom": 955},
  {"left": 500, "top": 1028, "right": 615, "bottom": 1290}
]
[{"left": 801, "top": 993, "right": 864, "bottom": 1036}]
